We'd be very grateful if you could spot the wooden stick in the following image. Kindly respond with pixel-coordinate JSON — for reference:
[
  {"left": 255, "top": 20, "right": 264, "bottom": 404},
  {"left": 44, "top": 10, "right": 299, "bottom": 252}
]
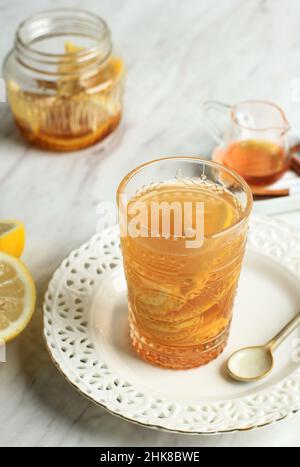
[{"left": 252, "top": 187, "right": 290, "bottom": 197}]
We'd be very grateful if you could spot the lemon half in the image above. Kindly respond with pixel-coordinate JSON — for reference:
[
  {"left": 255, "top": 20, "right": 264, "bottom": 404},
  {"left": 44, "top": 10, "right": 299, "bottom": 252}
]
[{"left": 0, "top": 252, "right": 36, "bottom": 342}]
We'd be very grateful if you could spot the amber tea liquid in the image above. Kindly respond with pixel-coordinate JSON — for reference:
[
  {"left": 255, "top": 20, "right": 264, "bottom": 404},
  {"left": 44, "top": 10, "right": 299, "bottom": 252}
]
[{"left": 120, "top": 181, "right": 248, "bottom": 369}]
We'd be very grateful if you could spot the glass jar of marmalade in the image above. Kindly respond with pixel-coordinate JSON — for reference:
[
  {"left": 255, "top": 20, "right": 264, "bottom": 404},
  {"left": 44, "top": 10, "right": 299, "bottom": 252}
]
[{"left": 3, "top": 9, "right": 125, "bottom": 152}]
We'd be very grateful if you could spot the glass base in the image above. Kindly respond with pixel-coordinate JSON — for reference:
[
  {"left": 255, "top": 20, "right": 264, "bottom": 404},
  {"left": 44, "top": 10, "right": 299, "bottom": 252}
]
[{"left": 129, "top": 319, "right": 230, "bottom": 370}]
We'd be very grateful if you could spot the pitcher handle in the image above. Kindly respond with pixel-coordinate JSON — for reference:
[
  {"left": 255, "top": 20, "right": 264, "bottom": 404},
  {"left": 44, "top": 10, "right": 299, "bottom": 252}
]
[{"left": 201, "top": 101, "right": 231, "bottom": 145}]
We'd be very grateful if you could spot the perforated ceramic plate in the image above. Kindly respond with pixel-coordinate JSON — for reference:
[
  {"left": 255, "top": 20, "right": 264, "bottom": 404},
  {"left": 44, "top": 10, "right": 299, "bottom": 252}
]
[{"left": 44, "top": 216, "right": 300, "bottom": 434}]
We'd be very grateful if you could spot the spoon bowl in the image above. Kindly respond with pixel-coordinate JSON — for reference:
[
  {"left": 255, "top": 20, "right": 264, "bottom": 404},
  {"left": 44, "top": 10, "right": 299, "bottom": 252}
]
[{"left": 227, "top": 346, "right": 274, "bottom": 382}]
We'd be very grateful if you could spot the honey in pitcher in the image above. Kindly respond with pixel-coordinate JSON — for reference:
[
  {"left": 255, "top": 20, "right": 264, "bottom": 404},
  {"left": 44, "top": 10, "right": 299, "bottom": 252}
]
[
  {"left": 120, "top": 181, "right": 247, "bottom": 369},
  {"left": 217, "top": 140, "right": 289, "bottom": 186}
]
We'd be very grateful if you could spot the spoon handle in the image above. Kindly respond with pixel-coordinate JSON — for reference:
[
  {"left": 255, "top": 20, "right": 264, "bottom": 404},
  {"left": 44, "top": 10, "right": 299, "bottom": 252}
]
[{"left": 267, "top": 312, "right": 300, "bottom": 351}]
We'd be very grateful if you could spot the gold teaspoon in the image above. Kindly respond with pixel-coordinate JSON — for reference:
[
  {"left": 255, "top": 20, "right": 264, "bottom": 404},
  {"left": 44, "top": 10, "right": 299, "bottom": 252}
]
[{"left": 227, "top": 312, "right": 300, "bottom": 382}]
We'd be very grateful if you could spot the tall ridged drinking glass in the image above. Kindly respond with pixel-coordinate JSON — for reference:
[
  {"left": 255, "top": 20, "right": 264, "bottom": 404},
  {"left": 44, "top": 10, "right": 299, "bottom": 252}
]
[{"left": 117, "top": 157, "right": 252, "bottom": 369}]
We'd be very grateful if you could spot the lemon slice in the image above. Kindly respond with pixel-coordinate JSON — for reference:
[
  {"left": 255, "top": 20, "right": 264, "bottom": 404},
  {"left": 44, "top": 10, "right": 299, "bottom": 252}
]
[
  {"left": 64, "top": 41, "right": 124, "bottom": 85},
  {"left": 0, "top": 220, "right": 25, "bottom": 258},
  {"left": 0, "top": 252, "right": 36, "bottom": 342},
  {"left": 64, "top": 41, "right": 84, "bottom": 54}
]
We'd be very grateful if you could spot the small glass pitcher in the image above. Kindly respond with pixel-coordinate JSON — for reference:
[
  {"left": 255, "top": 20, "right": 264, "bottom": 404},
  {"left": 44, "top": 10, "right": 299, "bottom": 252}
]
[{"left": 202, "top": 100, "right": 291, "bottom": 186}]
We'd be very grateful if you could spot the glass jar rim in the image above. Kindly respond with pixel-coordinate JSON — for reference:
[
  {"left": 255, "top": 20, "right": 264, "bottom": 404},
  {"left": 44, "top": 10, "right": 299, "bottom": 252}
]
[
  {"left": 117, "top": 156, "right": 253, "bottom": 239},
  {"left": 14, "top": 8, "right": 112, "bottom": 73}
]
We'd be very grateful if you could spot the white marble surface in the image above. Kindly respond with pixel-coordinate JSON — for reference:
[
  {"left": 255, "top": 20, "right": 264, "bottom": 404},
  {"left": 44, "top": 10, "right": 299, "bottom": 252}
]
[{"left": 1, "top": 0, "right": 300, "bottom": 447}]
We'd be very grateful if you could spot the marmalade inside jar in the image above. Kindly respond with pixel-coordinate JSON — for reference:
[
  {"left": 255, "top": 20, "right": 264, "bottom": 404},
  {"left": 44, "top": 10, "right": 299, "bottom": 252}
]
[{"left": 7, "top": 43, "right": 124, "bottom": 151}]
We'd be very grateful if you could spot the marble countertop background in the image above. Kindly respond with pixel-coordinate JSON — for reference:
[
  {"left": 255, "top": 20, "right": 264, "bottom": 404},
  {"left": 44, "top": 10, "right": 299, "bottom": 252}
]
[{"left": 1, "top": 0, "right": 300, "bottom": 447}]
